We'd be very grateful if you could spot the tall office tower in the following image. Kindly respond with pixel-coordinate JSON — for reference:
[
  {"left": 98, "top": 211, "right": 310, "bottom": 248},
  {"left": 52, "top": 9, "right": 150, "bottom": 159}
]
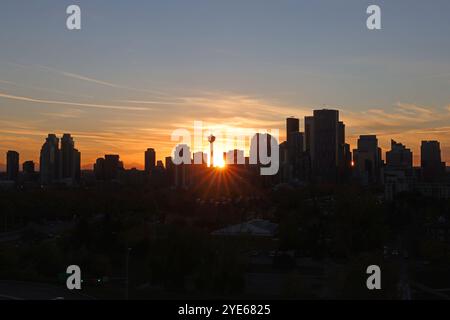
[
  {"left": 174, "top": 144, "right": 191, "bottom": 188},
  {"left": 352, "top": 135, "right": 383, "bottom": 185},
  {"left": 145, "top": 148, "right": 156, "bottom": 173},
  {"left": 22, "top": 161, "right": 35, "bottom": 174},
  {"left": 40, "top": 134, "right": 60, "bottom": 185},
  {"left": 94, "top": 158, "right": 106, "bottom": 180},
  {"left": 337, "top": 122, "right": 345, "bottom": 169},
  {"left": 304, "top": 116, "right": 315, "bottom": 158},
  {"left": 335, "top": 121, "right": 352, "bottom": 181},
  {"left": 290, "top": 131, "right": 305, "bottom": 180},
  {"left": 312, "top": 109, "right": 340, "bottom": 183},
  {"left": 60, "top": 134, "right": 81, "bottom": 185},
  {"left": 285, "top": 117, "right": 303, "bottom": 181},
  {"left": 286, "top": 117, "right": 300, "bottom": 142},
  {"left": 278, "top": 141, "right": 289, "bottom": 183},
  {"left": 165, "top": 156, "right": 175, "bottom": 186},
  {"left": 74, "top": 149, "right": 81, "bottom": 183},
  {"left": 337, "top": 121, "right": 345, "bottom": 146},
  {"left": 165, "top": 156, "right": 173, "bottom": 170},
  {"left": 104, "top": 155, "right": 121, "bottom": 180},
  {"left": 421, "top": 140, "right": 446, "bottom": 182},
  {"left": 386, "top": 140, "right": 413, "bottom": 170},
  {"left": 61, "top": 134, "right": 74, "bottom": 179},
  {"left": 6, "top": 151, "right": 19, "bottom": 181}
]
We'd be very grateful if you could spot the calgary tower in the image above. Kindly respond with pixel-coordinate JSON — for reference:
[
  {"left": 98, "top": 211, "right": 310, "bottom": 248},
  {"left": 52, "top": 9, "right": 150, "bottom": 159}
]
[{"left": 208, "top": 134, "right": 216, "bottom": 167}]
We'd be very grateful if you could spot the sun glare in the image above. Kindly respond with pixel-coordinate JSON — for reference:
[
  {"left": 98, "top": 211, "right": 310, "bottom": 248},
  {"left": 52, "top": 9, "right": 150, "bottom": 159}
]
[{"left": 216, "top": 158, "right": 226, "bottom": 169}]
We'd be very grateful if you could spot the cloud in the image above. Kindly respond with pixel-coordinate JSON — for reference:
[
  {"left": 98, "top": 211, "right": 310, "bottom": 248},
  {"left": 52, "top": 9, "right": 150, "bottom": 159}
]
[
  {"left": 40, "top": 109, "right": 85, "bottom": 119},
  {"left": 0, "top": 77, "right": 94, "bottom": 99},
  {"left": 342, "top": 103, "right": 448, "bottom": 132},
  {"left": 35, "top": 65, "right": 169, "bottom": 97},
  {"left": 119, "top": 99, "right": 184, "bottom": 105},
  {"left": 0, "top": 92, "right": 151, "bottom": 111}
]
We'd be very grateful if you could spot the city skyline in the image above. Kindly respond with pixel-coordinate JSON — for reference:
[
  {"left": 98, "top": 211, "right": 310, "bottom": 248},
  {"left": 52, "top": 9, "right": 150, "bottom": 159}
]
[
  {"left": 1, "top": 1, "right": 450, "bottom": 168},
  {"left": 1, "top": 111, "right": 447, "bottom": 173}
]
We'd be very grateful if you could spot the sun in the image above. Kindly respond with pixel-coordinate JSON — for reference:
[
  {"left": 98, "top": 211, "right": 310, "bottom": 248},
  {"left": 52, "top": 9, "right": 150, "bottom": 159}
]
[{"left": 216, "top": 158, "right": 226, "bottom": 169}]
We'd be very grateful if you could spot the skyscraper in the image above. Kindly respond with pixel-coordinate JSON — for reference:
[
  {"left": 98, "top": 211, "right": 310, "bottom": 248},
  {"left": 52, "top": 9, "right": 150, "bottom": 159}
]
[
  {"left": 104, "top": 155, "right": 121, "bottom": 180},
  {"left": 61, "top": 133, "right": 74, "bottom": 179},
  {"left": 353, "top": 135, "right": 383, "bottom": 185},
  {"left": 286, "top": 117, "right": 300, "bottom": 143},
  {"left": 22, "top": 161, "right": 35, "bottom": 174},
  {"left": 60, "top": 134, "right": 81, "bottom": 185},
  {"left": 312, "top": 109, "right": 339, "bottom": 182},
  {"left": 94, "top": 154, "right": 122, "bottom": 181},
  {"left": 174, "top": 144, "right": 191, "bottom": 188},
  {"left": 74, "top": 148, "right": 81, "bottom": 184},
  {"left": 421, "top": 140, "right": 446, "bottom": 182},
  {"left": 6, "top": 151, "right": 19, "bottom": 182},
  {"left": 304, "top": 116, "right": 314, "bottom": 158},
  {"left": 337, "top": 122, "right": 352, "bottom": 181},
  {"left": 40, "top": 134, "right": 60, "bottom": 185},
  {"left": 145, "top": 148, "right": 156, "bottom": 174},
  {"left": 94, "top": 158, "right": 106, "bottom": 180},
  {"left": 386, "top": 140, "right": 413, "bottom": 170}
]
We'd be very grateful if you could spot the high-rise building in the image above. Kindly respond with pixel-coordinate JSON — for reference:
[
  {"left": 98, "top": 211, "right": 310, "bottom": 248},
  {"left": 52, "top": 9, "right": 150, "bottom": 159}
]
[
  {"left": 94, "top": 158, "right": 105, "bottom": 180},
  {"left": 22, "top": 161, "right": 35, "bottom": 174},
  {"left": 145, "top": 148, "right": 156, "bottom": 173},
  {"left": 353, "top": 135, "right": 383, "bottom": 185},
  {"left": 287, "top": 131, "right": 306, "bottom": 181},
  {"left": 285, "top": 117, "right": 305, "bottom": 182},
  {"left": 40, "top": 134, "right": 60, "bottom": 185},
  {"left": 74, "top": 148, "right": 81, "bottom": 183},
  {"left": 421, "top": 140, "right": 446, "bottom": 182},
  {"left": 174, "top": 144, "right": 191, "bottom": 188},
  {"left": 165, "top": 156, "right": 175, "bottom": 186},
  {"left": 337, "top": 122, "right": 352, "bottom": 181},
  {"left": 286, "top": 117, "right": 300, "bottom": 143},
  {"left": 304, "top": 116, "right": 314, "bottom": 158},
  {"left": 165, "top": 156, "right": 174, "bottom": 171},
  {"left": 104, "top": 155, "right": 121, "bottom": 180},
  {"left": 94, "top": 154, "right": 121, "bottom": 181},
  {"left": 60, "top": 134, "right": 81, "bottom": 185},
  {"left": 312, "top": 109, "right": 339, "bottom": 182},
  {"left": 386, "top": 140, "right": 412, "bottom": 170},
  {"left": 61, "top": 134, "right": 74, "bottom": 179},
  {"left": 6, "top": 151, "right": 19, "bottom": 181}
]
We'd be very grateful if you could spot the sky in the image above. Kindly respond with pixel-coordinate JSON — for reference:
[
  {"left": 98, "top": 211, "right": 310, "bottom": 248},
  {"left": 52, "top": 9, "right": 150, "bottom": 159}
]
[{"left": 1, "top": 0, "right": 450, "bottom": 169}]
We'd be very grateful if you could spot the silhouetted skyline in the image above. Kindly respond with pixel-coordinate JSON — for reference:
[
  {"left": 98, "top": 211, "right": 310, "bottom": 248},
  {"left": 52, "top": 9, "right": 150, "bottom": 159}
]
[{"left": 1, "top": 1, "right": 450, "bottom": 167}]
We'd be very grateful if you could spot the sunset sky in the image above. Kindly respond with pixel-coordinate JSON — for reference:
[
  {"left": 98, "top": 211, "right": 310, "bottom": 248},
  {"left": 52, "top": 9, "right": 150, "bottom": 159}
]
[{"left": 1, "top": 0, "right": 450, "bottom": 169}]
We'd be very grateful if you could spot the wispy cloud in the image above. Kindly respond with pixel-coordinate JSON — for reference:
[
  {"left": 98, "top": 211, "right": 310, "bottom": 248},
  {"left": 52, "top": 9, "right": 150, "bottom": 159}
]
[
  {"left": 343, "top": 103, "right": 448, "bottom": 131},
  {"left": 0, "top": 92, "right": 151, "bottom": 111},
  {"left": 0, "top": 77, "right": 94, "bottom": 99},
  {"left": 40, "top": 109, "right": 85, "bottom": 119},
  {"left": 35, "top": 65, "right": 169, "bottom": 97}
]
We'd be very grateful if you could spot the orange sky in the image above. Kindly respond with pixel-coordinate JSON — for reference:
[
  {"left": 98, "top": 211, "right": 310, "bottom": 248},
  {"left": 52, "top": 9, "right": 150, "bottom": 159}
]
[{"left": 1, "top": 97, "right": 449, "bottom": 170}]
